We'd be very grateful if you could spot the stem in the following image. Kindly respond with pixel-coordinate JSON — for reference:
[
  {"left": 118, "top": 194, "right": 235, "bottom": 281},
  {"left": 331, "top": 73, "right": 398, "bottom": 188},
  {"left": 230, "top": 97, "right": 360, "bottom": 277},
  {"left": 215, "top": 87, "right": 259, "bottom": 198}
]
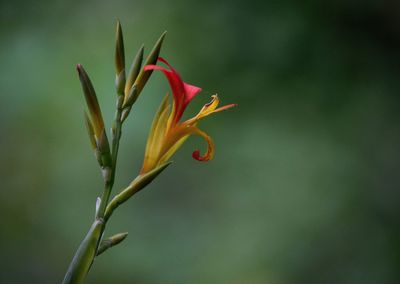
[
  {"left": 111, "top": 103, "right": 123, "bottom": 176},
  {"left": 63, "top": 98, "right": 124, "bottom": 284},
  {"left": 97, "top": 100, "right": 123, "bottom": 219}
]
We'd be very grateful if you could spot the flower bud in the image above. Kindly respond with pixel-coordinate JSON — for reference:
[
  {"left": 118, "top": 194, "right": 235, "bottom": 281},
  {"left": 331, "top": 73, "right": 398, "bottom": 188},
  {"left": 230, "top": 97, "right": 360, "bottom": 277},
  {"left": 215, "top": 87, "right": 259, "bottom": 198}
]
[
  {"left": 115, "top": 20, "right": 125, "bottom": 80},
  {"left": 96, "top": 232, "right": 128, "bottom": 256},
  {"left": 124, "top": 45, "right": 144, "bottom": 96},
  {"left": 130, "top": 31, "right": 166, "bottom": 98},
  {"left": 77, "top": 64, "right": 105, "bottom": 139}
]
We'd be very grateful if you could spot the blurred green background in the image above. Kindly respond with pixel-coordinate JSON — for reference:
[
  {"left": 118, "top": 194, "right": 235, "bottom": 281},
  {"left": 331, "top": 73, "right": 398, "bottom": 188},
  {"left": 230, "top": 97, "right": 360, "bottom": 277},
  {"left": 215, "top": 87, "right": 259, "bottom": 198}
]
[{"left": 1, "top": 0, "right": 400, "bottom": 283}]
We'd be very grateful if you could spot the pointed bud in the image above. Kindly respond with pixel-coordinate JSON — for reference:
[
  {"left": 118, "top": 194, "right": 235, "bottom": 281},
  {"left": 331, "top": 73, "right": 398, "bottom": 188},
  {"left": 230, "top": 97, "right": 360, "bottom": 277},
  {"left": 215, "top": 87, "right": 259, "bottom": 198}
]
[
  {"left": 77, "top": 64, "right": 105, "bottom": 138},
  {"left": 133, "top": 31, "right": 166, "bottom": 96},
  {"left": 96, "top": 232, "right": 128, "bottom": 256},
  {"left": 115, "top": 20, "right": 125, "bottom": 78},
  {"left": 83, "top": 111, "right": 97, "bottom": 150},
  {"left": 124, "top": 45, "right": 144, "bottom": 96}
]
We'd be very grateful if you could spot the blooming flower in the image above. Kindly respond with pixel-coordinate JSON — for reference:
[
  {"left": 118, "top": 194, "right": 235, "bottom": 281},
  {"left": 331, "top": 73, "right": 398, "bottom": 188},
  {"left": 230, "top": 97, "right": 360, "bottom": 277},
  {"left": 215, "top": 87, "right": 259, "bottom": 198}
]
[{"left": 140, "top": 57, "right": 236, "bottom": 174}]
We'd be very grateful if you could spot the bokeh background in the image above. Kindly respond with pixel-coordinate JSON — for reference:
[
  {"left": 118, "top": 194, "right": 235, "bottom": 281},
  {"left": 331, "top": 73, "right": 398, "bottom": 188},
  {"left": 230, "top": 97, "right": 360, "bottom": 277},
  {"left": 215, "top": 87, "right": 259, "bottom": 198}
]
[{"left": 1, "top": 0, "right": 400, "bottom": 283}]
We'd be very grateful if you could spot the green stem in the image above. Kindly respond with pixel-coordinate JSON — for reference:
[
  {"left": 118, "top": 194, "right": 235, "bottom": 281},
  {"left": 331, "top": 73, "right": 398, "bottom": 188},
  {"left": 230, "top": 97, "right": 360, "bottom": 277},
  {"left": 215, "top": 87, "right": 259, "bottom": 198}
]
[
  {"left": 97, "top": 100, "right": 123, "bottom": 219},
  {"left": 63, "top": 98, "right": 124, "bottom": 284}
]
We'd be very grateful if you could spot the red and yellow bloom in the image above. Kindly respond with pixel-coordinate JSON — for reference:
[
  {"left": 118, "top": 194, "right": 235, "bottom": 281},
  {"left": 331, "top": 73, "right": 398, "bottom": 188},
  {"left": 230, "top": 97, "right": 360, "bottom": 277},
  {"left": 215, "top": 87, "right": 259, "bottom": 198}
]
[{"left": 141, "top": 58, "right": 236, "bottom": 174}]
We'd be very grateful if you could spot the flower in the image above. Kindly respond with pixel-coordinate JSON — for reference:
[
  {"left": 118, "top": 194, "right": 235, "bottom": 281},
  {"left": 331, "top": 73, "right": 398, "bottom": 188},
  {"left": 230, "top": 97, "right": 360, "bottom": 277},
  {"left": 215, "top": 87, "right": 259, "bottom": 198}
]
[{"left": 140, "top": 57, "right": 236, "bottom": 174}]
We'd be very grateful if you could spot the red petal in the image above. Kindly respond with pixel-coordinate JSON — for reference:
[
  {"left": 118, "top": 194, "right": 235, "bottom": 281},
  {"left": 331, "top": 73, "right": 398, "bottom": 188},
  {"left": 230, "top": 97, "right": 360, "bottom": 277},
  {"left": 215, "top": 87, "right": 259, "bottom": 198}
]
[
  {"left": 145, "top": 58, "right": 202, "bottom": 124},
  {"left": 144, "top": 64, "right": 184, "bottom": 105},
  {"left": 183, "top": 83, "right": 202, "bottom": 106}
]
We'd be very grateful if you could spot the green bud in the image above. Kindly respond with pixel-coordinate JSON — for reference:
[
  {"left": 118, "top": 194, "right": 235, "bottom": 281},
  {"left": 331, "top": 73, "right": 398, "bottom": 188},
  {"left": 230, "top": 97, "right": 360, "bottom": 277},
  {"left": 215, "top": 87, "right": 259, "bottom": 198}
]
[
  {"left": 133, "top": 31, "right": 166, "bottom": 96},
  {"left": 96, "top": 232, "right": 128, "bottom": 256},
  {"left": 124, "top": 45, "right": 144, "bottom": 96},
  {"left": 77, "top": 64, "right": 105, "bottom": 138},
  {"left": 115, "top": 20, "right": 125, "bottom": 77}
]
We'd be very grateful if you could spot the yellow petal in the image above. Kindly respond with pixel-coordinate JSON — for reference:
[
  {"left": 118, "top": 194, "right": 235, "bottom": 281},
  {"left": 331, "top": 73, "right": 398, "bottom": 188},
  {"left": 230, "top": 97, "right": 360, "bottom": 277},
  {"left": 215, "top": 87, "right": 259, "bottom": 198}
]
[
  {"left": 189, "top": 95, "right": 220, "bottom": 123},
  {"left": 141, "top": 94, "right": 170, "bottom": 173},
  {"left": 185, "top": 94, "right": 236, "bottom": 126},
  {"left": 159, "top": 134, "right": 190, "bottom": 165},
  {"left": 189, "top": 127, "right": 215, "bottom": 161}
]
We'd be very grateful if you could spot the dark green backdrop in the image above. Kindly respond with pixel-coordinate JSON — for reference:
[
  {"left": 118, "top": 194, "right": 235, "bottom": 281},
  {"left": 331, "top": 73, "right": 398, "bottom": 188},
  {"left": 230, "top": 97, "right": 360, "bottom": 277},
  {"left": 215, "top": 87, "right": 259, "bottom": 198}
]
[{"left": 1, "top": 0, "right": 400, "bottom": 283}]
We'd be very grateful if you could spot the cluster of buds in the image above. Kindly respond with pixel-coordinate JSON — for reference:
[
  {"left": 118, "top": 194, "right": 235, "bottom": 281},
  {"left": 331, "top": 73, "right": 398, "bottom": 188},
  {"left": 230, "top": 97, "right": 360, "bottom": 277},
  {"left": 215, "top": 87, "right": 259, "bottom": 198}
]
[
  {"left": 78, "top": 64, "right": 112, "bottom": 181},
  {"left": 77, "top": 21, "right": 166, "bottom": 184},
  {"left": 114, "top": 21, "right": 166, "bottom": 121}
]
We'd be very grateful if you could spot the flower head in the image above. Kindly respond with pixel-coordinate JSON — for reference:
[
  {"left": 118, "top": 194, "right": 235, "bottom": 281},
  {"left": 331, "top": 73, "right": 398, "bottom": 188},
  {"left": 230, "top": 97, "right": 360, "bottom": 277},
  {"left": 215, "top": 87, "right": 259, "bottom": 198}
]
[{"left": 141, "top": 58, "right": 236, "bottom": 174}]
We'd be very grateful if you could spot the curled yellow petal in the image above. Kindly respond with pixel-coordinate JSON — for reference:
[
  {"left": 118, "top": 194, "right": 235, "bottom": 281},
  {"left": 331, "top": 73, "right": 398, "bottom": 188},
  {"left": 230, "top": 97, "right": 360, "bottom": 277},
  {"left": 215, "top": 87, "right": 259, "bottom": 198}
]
[
  {"left": 189, "top": 127, "right": 215, "bottom": 161},
  {"left": 158, "top": 125, "right": 215, "bottom": 165}
]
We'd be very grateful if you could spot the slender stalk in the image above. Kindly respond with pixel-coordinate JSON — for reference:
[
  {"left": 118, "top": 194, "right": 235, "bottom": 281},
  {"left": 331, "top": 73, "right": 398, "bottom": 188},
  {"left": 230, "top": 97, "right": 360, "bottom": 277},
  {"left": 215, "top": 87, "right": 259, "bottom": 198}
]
[
  {"left": 111, "top": 99, "right": 124, "bottom": 175},
  {"left": 63, "top": 99, "right": 124, "bottom": 284},
  {"left": 96, "top": 99, "right": 123, "bottom": 219}
]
